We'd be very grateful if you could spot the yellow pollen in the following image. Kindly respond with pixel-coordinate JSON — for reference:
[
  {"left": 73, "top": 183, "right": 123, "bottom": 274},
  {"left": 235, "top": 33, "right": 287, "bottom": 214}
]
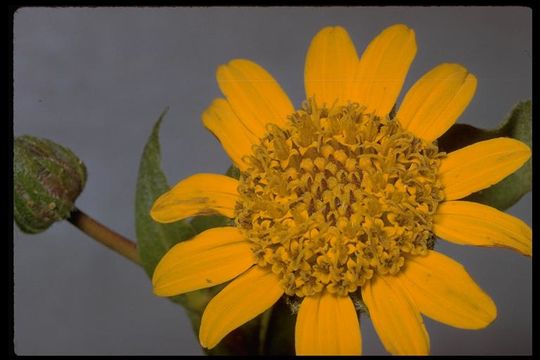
[{"left": 235, "top": 99, "right": 446, "bottom": 297}]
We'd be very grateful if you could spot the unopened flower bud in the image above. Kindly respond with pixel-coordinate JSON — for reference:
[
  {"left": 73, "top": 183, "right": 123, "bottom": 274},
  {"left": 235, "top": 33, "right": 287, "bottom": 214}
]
[{"left": 14, "top": 135, "right": 87, "bottom": 233}]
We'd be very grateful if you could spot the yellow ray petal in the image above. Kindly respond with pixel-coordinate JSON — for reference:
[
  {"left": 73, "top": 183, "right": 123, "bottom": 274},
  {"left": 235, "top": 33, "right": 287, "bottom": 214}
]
[
  {"left": 304, "top": 26, "right": 359, "bottom": 107},
  {"left": 202, "top": 98, "right": 258, "bottom": 171},
  {"left": 397, "top": 63, "right": 477, "bottom": 142},
  {"left": 362, "top": 276, "right": 429, "bottom": 355},
  {"left": 152, "top": 227, "right": 255, "bottom": 297},
  {"left": 217, "top": 59, "right": 294, "bottom": 138},
  {"left": 199, "top": 266, "right": 283, "bottom": 349},
  {"left": 399, "top": 250, "right": 497, "bottom": 329},
  {"left": 295, "top": 293, "right": 362, "bottom": 355},
  {"left": 352, "top": 24, "right": 417, "bottom": 117},
  {"left": 434, "top": 201, "right": 532, "bottom": 256},
  {"left": 150, "top": 173, "right": 239, "bottom": 223},
  {"left": 439, "top": 138, "right": 531, "bottom": 200}
]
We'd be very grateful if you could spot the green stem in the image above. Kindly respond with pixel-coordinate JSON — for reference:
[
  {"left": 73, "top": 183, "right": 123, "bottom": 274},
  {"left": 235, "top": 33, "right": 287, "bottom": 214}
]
[{"left": 67, "top": 208, "right": 141, "bottom": 265}]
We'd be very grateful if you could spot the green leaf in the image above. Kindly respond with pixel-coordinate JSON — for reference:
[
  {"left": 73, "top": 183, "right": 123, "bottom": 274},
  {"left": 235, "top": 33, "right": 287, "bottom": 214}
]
[
  {"left": 135, "top": 115, "right": 261, "bottom": 354},
  {"left": 437, "top": 100, "right": 531, "bottom": 211},
  {"left": 190, "top": 215, "right": 234, "bottom": 233},
  {"left": 134, "top": 108, "right": 196, "bottom": 279},
  {"left": 135, "top": 109, "right": 217, "bottom": 319}
]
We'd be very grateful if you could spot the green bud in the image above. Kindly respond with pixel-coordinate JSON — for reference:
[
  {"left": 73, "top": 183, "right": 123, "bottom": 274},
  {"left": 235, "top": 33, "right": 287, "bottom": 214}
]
[{"left": 14, "top": 135, "right": 87, "bottom": 233}]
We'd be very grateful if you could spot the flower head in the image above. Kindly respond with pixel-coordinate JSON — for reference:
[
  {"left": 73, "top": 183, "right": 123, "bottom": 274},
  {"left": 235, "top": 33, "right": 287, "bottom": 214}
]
[{"left": 150, "top": 24, "right": 531, "bottom": 355}]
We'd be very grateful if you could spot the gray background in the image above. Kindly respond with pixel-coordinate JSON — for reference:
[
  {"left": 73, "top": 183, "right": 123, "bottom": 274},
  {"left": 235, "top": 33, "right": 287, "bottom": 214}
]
[{"left": 13, "top": 7, "right": 531, "bottom": 355}]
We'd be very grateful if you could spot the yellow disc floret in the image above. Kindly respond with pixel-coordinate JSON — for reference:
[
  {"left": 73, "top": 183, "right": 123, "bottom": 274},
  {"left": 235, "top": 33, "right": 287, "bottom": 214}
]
[{"left": 235, "top": 99, "right": 445, "bottom": 297}]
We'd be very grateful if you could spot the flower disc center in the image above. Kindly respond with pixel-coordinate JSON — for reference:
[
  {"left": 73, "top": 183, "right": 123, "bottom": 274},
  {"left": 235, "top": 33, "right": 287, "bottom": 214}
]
[{"left": 235, "top": 99, "right": 445, "bottom": 297}]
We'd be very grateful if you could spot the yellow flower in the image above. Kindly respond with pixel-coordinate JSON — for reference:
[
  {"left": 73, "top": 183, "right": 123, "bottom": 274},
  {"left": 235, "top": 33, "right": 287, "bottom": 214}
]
[{"left": 150, "top": 24, "right": 531, "bottom": 355}]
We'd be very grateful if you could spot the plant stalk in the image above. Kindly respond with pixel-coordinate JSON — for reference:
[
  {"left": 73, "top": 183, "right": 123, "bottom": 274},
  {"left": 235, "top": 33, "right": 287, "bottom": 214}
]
[{"left": 67, "top": 208, "right": 140, "bottom": 265}]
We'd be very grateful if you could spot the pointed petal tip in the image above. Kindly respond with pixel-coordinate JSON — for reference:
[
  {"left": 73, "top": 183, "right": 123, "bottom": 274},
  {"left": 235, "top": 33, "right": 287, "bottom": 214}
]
[
  {"left": 440, "top": 137, "right": 531, "bottom": 200},
  {"left": 149, "top": 193, "right": 172, "bottom": 223},
  {"left": 151, "top": 266, "right": 178, "bottom": 297},
  {"left": 332, "top": 25, "right": 352, "bottom": 37},
  {"left": 386, "top": 23, "right": 414, "bottom": 34},
  {"left": 148, "top": 173, "right": 239, "bottom": 222},
  {"left": 198, "top": 333, "right": 209, "bottom": 350},
  {"left": 216, "top": 58, "right": 293, "bottom": 134},
  {"left": 201, "top": 97, "right": 256, "bottom": 171},
  {"left": 201, "top": 98, "right": 225, "bottom": 118},
  {"left": 513, "top": 138, "right": 532, "bottom": 158},
  {"left": 150, "top": 227, "right": 254, "bottom": 298},
  {"left": 305, "top": 24, "right": 358, "bottom": 107},
  {"left": 381, "top": 24, "right": 416, "bottom": 46},
  {"left": 198, "top": 333, "right": 211, "bottom": 350},
  {"left": 479, "top": 296, "right": 498, "bottom": 329},
  {"left": 315, "top": 25, "right": 348, "bottom": 35},
  {"left": 199, "top": 267, "right": 283, "bottom": 350},
  {"left": 460, "top": 287, "right": 497, "bottom": 330},
  {"left": 397, "top": 61, "right": 478, "bottom": 142},
  {"left": 216, "top": 59, "right": 248, "bottom": 82},
  {"left": 434, "top": 201, "right": 532, "bottom": 256},
  {"left": 152, "top": 284, "right": 173, "bottom": 298},
  {"left": 353, "top": 23, "right": 417, "bottom": 116},
  {"left": 402, "top": 251, "right": 499, "bottom": 330},
  {"left": 226, "top": 58, "right": 254, "bottom": 69},
  {"left": 434, "top": 62, "right": 470, "bottom": 75},
  {"left": 151, "top": 261, "right": 177, "bottom": 297}
]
